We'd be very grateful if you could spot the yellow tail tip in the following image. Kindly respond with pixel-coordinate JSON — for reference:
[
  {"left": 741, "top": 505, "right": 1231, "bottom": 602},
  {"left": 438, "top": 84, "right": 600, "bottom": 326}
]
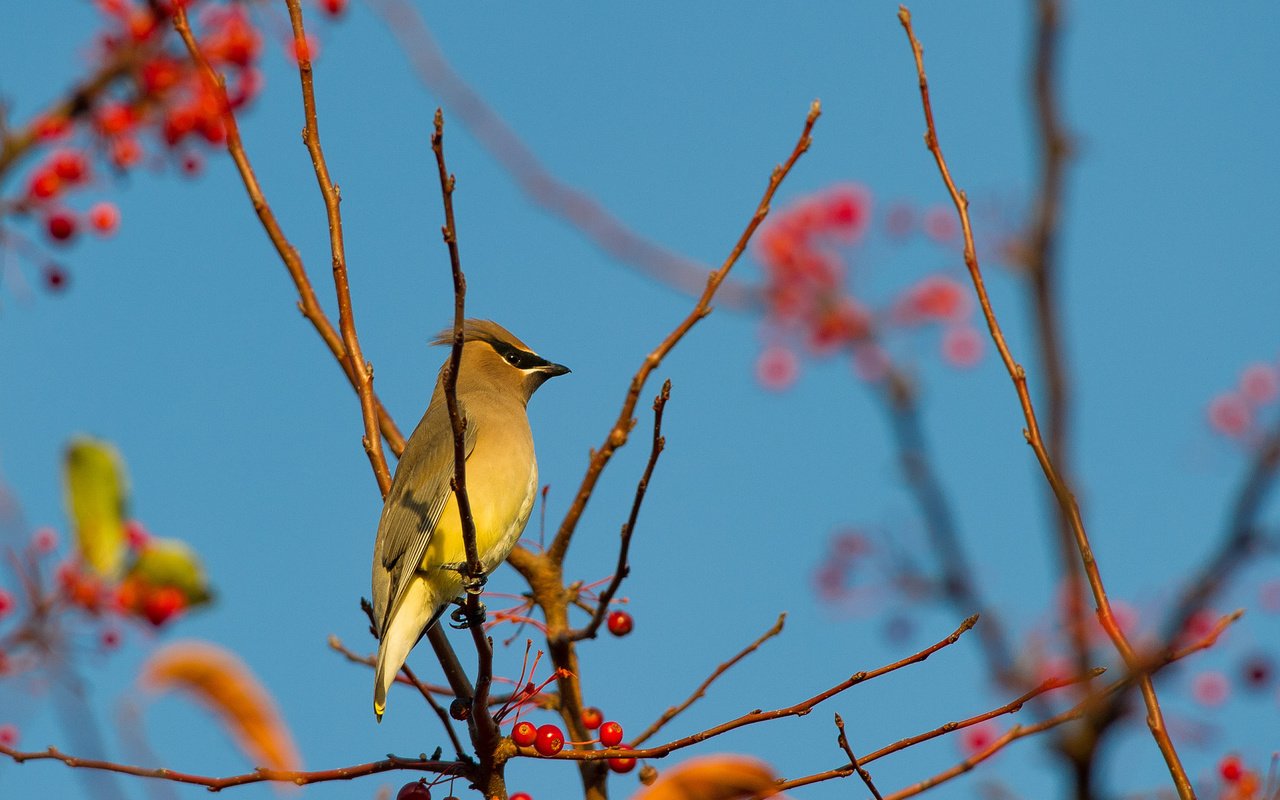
[{"left": 374, "top": 701, "right": 385, "bottom": 723}]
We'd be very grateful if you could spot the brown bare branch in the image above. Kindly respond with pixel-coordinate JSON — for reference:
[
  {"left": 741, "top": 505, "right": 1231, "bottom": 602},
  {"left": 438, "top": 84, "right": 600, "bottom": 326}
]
[
  {"left": 896, "top": 8, "right": 1192, "bottom": 797},
  {"left": 568, "top": 380, "right": 671, "bottom": 642},
  {"left": 835, "top": 713, "right": 884, "bottom": 800},
  {"left": 0, "top": 744, "right": 463, "bottom": 791},
  {"left": 430, "top": 108, "right": 500, "bottom": 777}
]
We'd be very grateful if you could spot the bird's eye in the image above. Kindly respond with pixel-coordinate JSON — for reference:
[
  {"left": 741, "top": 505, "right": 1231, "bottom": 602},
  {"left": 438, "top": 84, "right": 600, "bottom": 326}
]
[{"left": 505, "top": 351, "right": 521, "bottom": 366}]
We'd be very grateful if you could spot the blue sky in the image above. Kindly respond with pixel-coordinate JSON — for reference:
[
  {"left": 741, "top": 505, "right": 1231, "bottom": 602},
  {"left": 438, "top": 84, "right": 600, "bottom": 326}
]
[{"left": 2, "top": 2, "right": 1278, "bottom": 799}]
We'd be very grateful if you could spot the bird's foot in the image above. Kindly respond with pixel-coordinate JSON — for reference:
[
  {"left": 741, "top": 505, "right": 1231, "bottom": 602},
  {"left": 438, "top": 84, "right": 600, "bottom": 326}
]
[{"left": 449, "top": 600, "right": 487, "bottom": 629}]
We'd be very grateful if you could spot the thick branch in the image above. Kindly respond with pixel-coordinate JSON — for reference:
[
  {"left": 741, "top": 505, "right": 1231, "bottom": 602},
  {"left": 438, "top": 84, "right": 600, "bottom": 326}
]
[{"left": 896, "top": 8, "right": 1192, "bottom": 797}]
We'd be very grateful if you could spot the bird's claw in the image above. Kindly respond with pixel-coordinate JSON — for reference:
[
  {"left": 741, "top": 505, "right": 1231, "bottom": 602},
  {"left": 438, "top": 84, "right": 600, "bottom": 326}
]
[{"left": 449, "top": 601, "right": 487, "bottom": 629}]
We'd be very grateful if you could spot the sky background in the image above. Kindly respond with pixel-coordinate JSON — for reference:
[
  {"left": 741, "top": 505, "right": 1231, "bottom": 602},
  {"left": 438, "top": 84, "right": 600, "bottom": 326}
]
[{"left": 2, "top": 2, "right": 1279, "bottom": 799}]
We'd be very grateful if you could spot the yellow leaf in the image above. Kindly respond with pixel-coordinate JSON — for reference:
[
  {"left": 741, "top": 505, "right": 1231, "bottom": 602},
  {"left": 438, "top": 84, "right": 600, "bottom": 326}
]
[
  {"left": 64, "top": 437, "right": 129, "bottom": 578},
  {"left": 140, "top": 641, "right": 300, "bottom": 773},
  {"left": 633, "top": 755, "right": 779, "bottom": 800}
]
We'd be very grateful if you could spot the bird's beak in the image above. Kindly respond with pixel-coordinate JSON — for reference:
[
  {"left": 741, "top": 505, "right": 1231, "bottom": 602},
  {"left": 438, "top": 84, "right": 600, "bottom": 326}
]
[{"left": 540, "top": 362, "right": 571, "bottom": 378}]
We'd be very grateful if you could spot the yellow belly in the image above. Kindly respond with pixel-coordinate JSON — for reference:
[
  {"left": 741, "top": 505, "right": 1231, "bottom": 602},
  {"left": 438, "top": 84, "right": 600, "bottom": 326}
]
[{"left": 420, "top": 459, "right": 537, "bottom": 578}]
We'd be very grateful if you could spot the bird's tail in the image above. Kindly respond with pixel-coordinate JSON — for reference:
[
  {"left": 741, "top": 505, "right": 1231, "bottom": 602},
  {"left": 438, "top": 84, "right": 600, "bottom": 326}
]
[{"left": 373, "top": 577, "right": 439, "bottom": 721}]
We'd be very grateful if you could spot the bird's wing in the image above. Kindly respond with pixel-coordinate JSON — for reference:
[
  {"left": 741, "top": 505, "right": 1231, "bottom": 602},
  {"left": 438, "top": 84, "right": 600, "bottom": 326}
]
[{"left": 372, "top": 399, "right": 477, "bottom": 636}]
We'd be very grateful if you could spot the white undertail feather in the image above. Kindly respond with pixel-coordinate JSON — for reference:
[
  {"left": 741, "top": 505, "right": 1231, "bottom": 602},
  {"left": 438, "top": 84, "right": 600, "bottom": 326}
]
[{"left": 374, "top": 576, "right": 444, "bottom": 720}]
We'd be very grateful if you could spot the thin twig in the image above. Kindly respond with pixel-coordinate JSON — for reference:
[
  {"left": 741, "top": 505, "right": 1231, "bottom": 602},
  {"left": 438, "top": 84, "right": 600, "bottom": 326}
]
[
  {"left": 896, "top": 8, "right": 1192, "bottom": 797},
  {"left": 0, "top": 745, "right": 462, "bottom": 791},
  {"left": 171, "top": 8, "right": 406, "bottom": 457},
  {"left": 630, "top": 613, "right": 786, "bottom": 748},
  {"left": 835, "top": 713, "right": 884, "bottom": 800},
  {"left": 538, "top": 615, "right": 978, "bottom": 762},
  {"left": 282, "top": 0, "right": 391, "bottom": 497},
  {"left": 567, "top": 380, "right": 671, "bottom": 642},
  {"left": 430, "top": 108, "right": 500, "bottom": 771},
  {"left": 546, "top": 100, "right": 822, "bottom": 567}
]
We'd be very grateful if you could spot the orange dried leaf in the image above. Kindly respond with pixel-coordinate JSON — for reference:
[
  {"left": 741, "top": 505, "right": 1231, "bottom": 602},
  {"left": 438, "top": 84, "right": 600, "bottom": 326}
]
[
  {"left": 633, "top": 755, "right": 778, "bottom": 800},
  {"left": 140, "top": 640, "right": 300, "bottom": 773}
]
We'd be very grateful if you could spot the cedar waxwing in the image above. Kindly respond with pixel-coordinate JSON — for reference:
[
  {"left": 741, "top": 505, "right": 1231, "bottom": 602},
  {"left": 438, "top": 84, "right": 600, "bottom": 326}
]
[{"left": 371, "top": 320, "right": 569, "bottom": 720}]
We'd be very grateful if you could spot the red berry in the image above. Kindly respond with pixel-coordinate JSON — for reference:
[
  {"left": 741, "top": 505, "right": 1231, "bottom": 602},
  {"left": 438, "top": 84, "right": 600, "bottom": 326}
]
[
  {"left": 142, "top": 586, "right": 186, "bottom": 626},
  {"left": 534, "top": 723, "right": 564, "bottom": 756},
  {"left": 942, "top": 326, "right": 983, "bottom": 368},
  {"left": 580, "top": 706, "right": 603, "bottom": 730},
  {"left": 607, "top": 745, "right": 636, "bottom": 773},
  {"left": 88, "top": 202, "right": 121, "bottom": 236},
  {"left": 959, "top": 722, "right": 996, "bottom": 756},
  {"left": 1208, "top": 393, "right": 1251, "bottom": 437},
  {"left": 51, "top": 150, "right": 88, "bottom": 183},
  {"left": 509, "top": 794, "right": 531, "bottom": 800},
  {"left": 0, "top": 723, "right": 17, "bottom": 748},
  {"left": 43, "top": 264, "right": 69, "bottom": 292},
  {"left": 318, "top": 0, "right": 347, "bottom": 16},
  {"left": 97, "top": 103, "right": 137, "bottom": 136},
  {"left": 1240, "top": 654, "right": 1273, "bottom": 691},
  {"left": 606, "top": 610, "right": 633, "bottom": 637},
  {"left": 46, "top": 212, "right": 78, "bottom": 243},
  {"left": 32, "top": 527, "right": 59, "bottom": 552},
  {"left": 511, "top": 720, "right": 537, "bottom": 747},
  {"left": 1192, "top": 670, "right": 1229, "bottom": 707},
  {"left": 36, "top": 115, "right": 71, "bottom": 141},
  {"left": 28, "top": 169, "right": 62, "bottom": 200},
  {"left": 180, "top": 153, "right": 203, "bottom": 176},
  {"left": 755, "top": 346, "right": 798, "bottom": 391},
  {"left": 109, "top": 136, "right": 142, "bottom": 169},
  {"left": 101, "top": 627, "right": 122, "bottom": 650},
  {"left": 0, "top": 589, "right": 14, "bottom": 616},
  {"left": 396, "top": 780, "right": 431, "bottom": 800},
  {"left": 140, "top": 57, "right": 183, "bottom": 95},
  {"left": 125, "top": 520, "right": 150, "bottom": 549},
  {"left": 1219, "top": 754, "right": 1243, "bottom": 783},
  {"left": 599, "top": 721, "right": 624, "bottom": 747}
]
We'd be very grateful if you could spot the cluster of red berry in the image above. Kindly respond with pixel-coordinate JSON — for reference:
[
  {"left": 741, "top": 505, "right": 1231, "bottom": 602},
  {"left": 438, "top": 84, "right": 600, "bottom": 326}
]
[
  {"left": 751, "top": 184, "right": 984, "bottom": 390},
  {"left": 55, "top": 521, "right": 196, "bottom": 627},
  {"left": 1207, "top": 359, "right": 1279, "bottom": 440},
  {"left": 4, "top": 0, "right": 346, "bottom": 293}
]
